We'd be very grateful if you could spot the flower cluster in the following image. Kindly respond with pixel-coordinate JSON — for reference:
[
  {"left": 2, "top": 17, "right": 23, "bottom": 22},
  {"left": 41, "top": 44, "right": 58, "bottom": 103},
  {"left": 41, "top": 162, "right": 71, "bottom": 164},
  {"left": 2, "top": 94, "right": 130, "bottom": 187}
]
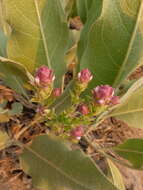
[
  {"left": 32, "top": 66, "right": 120, "bottom": 141},
  {"left": 76, "top": 68, "right": 119, "bottom": 107}
]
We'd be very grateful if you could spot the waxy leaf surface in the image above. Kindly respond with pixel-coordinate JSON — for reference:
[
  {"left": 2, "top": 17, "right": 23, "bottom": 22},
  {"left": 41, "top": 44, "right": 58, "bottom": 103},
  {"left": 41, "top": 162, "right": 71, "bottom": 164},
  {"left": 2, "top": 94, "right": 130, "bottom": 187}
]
[
  {"left": 107, "top": 159, "right": 125, "bottom": 190},
  {"left": 0, "top": 57, "right": 29, "bottom": 99},
  {"left": 21, "top": 135, "right": 117, "bottom": 190},
  {"left": 4, "top": 0, "right": 69, "bottom": 86},
  {"left": 78, "top": 0, "right": 143, "bottom": 91},
  {"left": 109, "top": 80, "right": 143, "bottom": 128}
]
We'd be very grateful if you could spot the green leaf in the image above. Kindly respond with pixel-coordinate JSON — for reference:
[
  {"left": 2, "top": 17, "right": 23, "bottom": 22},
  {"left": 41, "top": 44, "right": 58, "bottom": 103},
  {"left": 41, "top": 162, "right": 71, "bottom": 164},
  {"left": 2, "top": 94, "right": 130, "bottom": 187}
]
[
  {"left": 76, "top": 0, "right": 93, "bottom": 23},
  {"left": 0, "top": 57, "right": 29, "bottom": 99},
  {"left": 107, "top": 159, "right": 125, "bottom": 190},
  {"left": 60, "top": 0, "right": 70, "bottom": 9},
  {"left": 114, "top": 139, "right": 143, "bottom": 169},
  {"left": 108, "top": 77, "right": 143, "bottom": 128},
  {"left": 4, "top": 0, "right": 69, "bottom": 87},
  {"left": 20, "top": 135, "right": 117, "bottom": 190},
  {"left": 78, "top": 0, "right": 143, "bottom": 92},
  {"left": 0, "top": 131, "right": 10, "bottom": 150},
  {"left": 8, "top": 102, "right": 23, "bottom": 115},
  {"left": 65, "top": 0, "right": 76, "bottom": 18},
  {"left": 60, "top": 0, "right": 76, "bottom": 17},
  {"left": 78, "top": 0, "right": 103, "bottom": 60},
  {"left": 0, "top": 0, "right": 10, "bottom": 35},
  {"left": 0, "top": 29, "right": 7, "bottom": 57}
]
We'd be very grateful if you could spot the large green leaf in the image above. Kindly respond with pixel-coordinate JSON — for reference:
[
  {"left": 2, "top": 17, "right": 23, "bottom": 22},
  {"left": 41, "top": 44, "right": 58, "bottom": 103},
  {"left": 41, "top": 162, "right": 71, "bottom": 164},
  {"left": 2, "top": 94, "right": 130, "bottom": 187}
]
[
  {"left": 20, "top": 135, "right": 117, "bottom": 190},
  {"left": 114, "top": 139, "right": 143, "bottom": 169},
  {"left": 108, "top": 77, "right": 143, "bottom": 128},
  {"left": 0, "top": 57, "right": 29, "bottom": 99},
  {"left": 78, "top": 0, "right": 143, "bottom": 91},
  {"left": 4, "top": 0, "right": 69, "bottom": 87},
  {"left": 107, "top": 159, "right": 125, "bottom": 190}
]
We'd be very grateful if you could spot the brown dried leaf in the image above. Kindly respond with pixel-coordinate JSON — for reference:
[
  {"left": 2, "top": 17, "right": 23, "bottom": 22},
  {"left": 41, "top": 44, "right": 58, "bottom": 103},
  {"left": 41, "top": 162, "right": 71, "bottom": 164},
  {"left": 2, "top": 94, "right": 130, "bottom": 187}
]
[
  {"left": 0, "top": 114, "right": 10, "bottom": 122},
  {"left": 0, "top": 85, "right": 14, "bottom": 102}
]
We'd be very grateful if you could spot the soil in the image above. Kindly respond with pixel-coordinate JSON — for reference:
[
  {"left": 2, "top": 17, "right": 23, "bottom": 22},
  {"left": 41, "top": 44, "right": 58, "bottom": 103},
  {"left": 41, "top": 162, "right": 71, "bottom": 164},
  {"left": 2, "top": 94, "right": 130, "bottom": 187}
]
[
  {"left": 87, "top": 118, "right": 143, "bottom": 190},
  {"left": 0, "top": 65, "right": 143, "bottom": 189}
]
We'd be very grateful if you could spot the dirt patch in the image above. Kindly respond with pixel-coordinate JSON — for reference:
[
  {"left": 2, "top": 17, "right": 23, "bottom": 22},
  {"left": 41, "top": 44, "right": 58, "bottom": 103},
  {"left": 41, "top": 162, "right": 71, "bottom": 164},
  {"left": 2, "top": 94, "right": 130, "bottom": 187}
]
[{"left": 87, "top": 118, "right": 143, "bottom": 190}]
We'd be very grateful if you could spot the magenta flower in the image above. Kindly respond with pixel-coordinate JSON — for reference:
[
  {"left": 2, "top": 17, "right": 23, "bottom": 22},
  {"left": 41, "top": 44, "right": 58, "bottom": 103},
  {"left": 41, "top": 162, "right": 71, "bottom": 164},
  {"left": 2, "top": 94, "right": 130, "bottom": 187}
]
[
  {"left": 92, "top": 85, "right": 119, "bottom": 106},
  {"left": 92, "top": 85, "right": 114, "bottom": 100},
  {"left": 70, "top": 126, "right": 84, "bottom": 140},
  {"left": 78, "top": 104, "right": 89, "bottom": 115},
  {"left": 35, "top": 66, "right": 55, "bottom": 87},
  {"left": 77, "top": 69, "right": 93, "bottom": 83},
  {"left": 52, "top": 88, "right": 62, "bottom": 97}
]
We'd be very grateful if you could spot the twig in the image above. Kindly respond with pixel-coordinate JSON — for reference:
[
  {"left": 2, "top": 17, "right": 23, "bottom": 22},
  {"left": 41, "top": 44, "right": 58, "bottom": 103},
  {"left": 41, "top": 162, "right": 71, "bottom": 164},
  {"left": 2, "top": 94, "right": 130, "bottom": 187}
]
[
  {"left": 14, "top": 115, "right": 42, "bottom": 140},
  {"left": 84, "top": 135, "right": 136, "bottom": 170}
]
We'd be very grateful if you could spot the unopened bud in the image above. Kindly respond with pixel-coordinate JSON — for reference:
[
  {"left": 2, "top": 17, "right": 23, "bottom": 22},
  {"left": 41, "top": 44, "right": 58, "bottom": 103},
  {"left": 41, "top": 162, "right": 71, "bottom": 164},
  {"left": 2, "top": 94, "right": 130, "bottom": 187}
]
[
  {"left": 92, "top": 85, "right": 114, "bottom": 105},
  {"left": 77, "top": 69, "right": 93, "bottom": 83},
  {"left": 78, "top": 104, "right": 89, "bottom": 115},
  {"left": 70, "top": 126, "right": 84, "bottom": 140},
  {"left": 52, "top": 88, "right": 62, "bottom": 97},
  {"left": 35, "top": 66, "right": 55, "bottom": 87}
]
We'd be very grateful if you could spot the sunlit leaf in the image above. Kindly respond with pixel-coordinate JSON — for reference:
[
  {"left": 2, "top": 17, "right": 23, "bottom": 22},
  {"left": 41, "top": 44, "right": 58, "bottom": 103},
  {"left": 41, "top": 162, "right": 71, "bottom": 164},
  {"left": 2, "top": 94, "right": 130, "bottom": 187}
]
[
  {"left": 107, "top": 159, "right": 125, "bottom": 190},
  {"left": 78, "top": 0, "right": 143, "bottom": 93},
  {"left": 108, "top": 78, "right": 143, "bottom": 128},
  {"left": 4, "top": 0, "right": 69, "bottom": 87},
  {"left": 0, "top": 57, "right": 29, "bottom": 99}
]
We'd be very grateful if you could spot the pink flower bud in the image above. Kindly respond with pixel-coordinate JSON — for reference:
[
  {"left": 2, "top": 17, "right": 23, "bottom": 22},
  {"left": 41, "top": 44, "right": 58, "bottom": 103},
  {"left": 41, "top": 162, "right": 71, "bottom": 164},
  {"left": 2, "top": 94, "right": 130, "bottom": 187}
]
[
  {"left": 78, "top": 104, "right": 89, "bottom": 115},
  {"left": 70, "top": 126, "right": 84, "bottom": 140},
  {"left": 92, "top": 85, "right": 114, "bottom": 105},
  {"left": 35, "top": 66, "right": 55, "bottom": 87},
  {"left": 77, "top": 69, "right": 93, "bottom": 83},
  {"left": 52, "top": 88, "right": 62, "bottom": 97},
  {"left": 110, "top": 96, "right": 120, "bottom": 105}
]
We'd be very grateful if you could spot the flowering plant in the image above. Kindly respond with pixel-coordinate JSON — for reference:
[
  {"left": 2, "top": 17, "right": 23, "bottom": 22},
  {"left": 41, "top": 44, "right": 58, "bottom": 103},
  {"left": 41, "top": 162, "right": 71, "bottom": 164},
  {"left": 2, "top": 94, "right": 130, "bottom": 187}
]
[{"left": 0, "top": 0, "right": 143, "bottom": 190}]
